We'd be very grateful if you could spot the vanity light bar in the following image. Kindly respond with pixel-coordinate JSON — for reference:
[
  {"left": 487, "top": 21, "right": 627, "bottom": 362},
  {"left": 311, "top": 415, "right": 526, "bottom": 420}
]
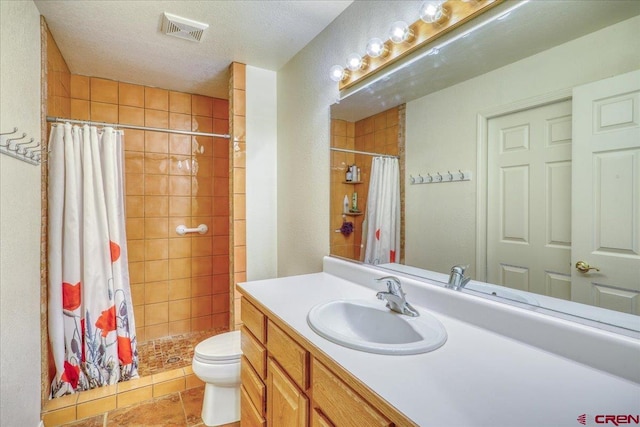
[{"left": 330, "top": 0, "right": 503, "bottom": 88}]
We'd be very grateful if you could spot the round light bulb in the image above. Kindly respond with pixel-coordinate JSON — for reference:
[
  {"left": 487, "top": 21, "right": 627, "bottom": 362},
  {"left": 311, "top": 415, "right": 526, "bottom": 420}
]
[
  {"left": 346, "top": 53, "right": 364, "bottom": 71},
  {"left": 388, "top": 21, "right": 412, "bottom": 44},
  {"left": 329, "top": 65, "right": 347, "bottom": 82},
  {"left": 366, "top": 37, "right": 387, "bottom": 58},
  {"left": 419, "top": 1, "right": 449, "bottom": 24}
]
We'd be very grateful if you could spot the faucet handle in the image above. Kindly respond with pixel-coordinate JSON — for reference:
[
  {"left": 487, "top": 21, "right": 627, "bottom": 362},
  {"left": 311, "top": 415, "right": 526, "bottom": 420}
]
[
  {"left": 451, "top": 264, "right": 469, "bottom": 274},
  {"left": 375, "top": 276, "right": 404, "bottom": 295}
]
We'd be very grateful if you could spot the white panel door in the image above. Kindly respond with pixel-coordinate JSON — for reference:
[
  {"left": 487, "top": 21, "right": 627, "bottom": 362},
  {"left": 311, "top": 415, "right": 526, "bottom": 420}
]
[
  {"left": 572, "top": 70, "right": 640, "bottom": 315},
  {"left": 487, "top": 100, "right": 572, "bottom": 297}
]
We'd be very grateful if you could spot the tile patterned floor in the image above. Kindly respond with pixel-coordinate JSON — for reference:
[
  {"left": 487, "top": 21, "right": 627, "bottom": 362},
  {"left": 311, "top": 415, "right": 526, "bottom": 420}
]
[
  {"left": 64, "top": 386, "right": 240, "bottom": 427},
  {"left": 137, "top": 328, "right": 227, "bottom": 377},
  {"left": 46, "top": 329, "right": 234, "bottom": 426}
]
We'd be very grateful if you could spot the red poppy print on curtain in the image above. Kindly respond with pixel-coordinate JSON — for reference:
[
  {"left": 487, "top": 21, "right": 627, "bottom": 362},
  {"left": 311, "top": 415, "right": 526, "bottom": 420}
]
[
  {"left": 375, "top": 229, "right": 381, "bottom": 240},
  {"left": 61, "top": 361, "right": 80, "bottom": 389},
  {"left": 117, "top": 336, "right": 133, "bottom": 365},
  {"left": 95, "top": 305, "right": 117, "bottom": 337},
  {"left": 62, "top": 282, "right": 81, "bottom": 311},
  {"left": 110, "top": 241, "right": 121, "bottom": 263}
]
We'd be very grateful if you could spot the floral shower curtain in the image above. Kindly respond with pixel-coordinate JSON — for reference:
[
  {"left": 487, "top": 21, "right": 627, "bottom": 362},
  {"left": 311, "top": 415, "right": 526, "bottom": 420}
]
[
  {"left": 48, "top": 123, "right": 138, "bottom": 398},
  {"left": 363, "top": 156, "right": 400, "bottom": 265}
]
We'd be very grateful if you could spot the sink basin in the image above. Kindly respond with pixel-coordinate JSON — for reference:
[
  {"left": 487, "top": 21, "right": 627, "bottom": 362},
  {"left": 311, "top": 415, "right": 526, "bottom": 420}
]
[
  {"left": 307, "top": 299, "right": 447, "bottom": 355},
  {"left": 465, "top": 283, "right": 540, "bottom": 306}
]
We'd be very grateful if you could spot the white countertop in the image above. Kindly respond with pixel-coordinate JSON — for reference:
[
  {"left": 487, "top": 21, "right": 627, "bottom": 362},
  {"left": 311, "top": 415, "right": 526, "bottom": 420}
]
[{"left": 238, "top": 259, "right": 640, "bottom": 427}]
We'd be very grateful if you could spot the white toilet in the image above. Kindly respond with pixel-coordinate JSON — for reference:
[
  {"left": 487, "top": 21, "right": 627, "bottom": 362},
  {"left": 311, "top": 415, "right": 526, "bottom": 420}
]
[{"left": 192, "top": 330, "right": 242, "bottom": 426}]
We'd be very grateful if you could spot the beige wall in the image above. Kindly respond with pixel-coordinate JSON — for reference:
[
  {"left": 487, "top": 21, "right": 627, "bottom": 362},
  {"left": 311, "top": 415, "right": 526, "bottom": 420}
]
[
  {"left": 277, "top": 1, "right": 419, "bottom": 275},
  {"left": 0, "top": 1, "right": 43, "bottom": 425},
  {"left": 404, "top": 16, "right": 640, "bottom": 277},
  {"left": 245, "top": 66, "right": 278, "bottom": 281}
]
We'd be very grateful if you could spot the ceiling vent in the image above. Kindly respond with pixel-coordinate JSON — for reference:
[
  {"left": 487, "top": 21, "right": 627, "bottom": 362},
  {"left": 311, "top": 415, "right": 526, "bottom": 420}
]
[{"left": 161, "top": 12, "right": 208, "bottom": 42}]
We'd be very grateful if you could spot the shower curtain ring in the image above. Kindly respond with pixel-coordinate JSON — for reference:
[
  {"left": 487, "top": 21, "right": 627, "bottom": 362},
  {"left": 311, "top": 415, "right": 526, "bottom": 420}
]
[{"left": 447, "top": 171, "right": 453, "bottom": 181}]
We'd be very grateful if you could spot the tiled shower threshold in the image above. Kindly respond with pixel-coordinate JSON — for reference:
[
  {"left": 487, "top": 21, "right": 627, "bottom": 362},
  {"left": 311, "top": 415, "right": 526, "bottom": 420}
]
[{"left": 41, "top": 329, "right": 227, "bottom": 426}]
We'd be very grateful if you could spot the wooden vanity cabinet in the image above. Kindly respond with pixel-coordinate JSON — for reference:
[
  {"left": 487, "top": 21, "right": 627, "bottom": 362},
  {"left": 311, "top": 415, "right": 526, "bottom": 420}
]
[{"left": 240, "top": 297, "right": 415, "bottom": 427}]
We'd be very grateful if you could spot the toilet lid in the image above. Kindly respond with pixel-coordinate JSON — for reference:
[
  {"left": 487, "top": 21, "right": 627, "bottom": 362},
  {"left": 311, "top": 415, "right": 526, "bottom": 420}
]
[{"left": 194, "top": 330, "right": 242, "bottom": 363}]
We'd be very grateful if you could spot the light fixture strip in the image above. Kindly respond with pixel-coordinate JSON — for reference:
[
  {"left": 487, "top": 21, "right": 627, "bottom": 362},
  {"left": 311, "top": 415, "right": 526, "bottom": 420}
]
[{"left": 339, "top": 0, "right": 503, "bottom": 91}]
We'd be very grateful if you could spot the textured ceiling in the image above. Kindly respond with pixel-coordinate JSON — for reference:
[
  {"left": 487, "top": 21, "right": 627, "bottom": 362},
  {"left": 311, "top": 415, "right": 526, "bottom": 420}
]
[{"left": 34, "top": 0, "right": 353, "bottom": 98}]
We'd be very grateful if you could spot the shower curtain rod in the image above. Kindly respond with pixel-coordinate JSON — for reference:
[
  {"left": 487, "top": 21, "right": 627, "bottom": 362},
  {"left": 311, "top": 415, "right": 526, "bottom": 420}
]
[
  {"left": 330, "top": 147, "right": 399, "bottom": 159},
  {"left": 46, "top": 116, "right": 230, "bottom": 139}
]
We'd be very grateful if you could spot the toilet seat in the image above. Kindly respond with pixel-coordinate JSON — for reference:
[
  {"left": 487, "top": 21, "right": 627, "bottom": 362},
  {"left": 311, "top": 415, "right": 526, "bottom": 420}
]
[{"left": 194, "top": 330, "right": 242, "bottom": 364}]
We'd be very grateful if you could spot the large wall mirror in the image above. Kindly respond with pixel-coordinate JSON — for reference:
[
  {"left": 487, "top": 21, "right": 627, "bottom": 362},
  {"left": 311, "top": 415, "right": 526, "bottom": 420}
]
[{"left": 330, "top": 0, "right": 640, "bottom": 334}]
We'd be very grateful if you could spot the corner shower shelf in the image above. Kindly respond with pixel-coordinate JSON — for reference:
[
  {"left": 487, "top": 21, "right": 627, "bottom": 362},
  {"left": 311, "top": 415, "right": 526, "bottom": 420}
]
[{"left": 342, "top": 181, "right": 363, "bottom": 184}]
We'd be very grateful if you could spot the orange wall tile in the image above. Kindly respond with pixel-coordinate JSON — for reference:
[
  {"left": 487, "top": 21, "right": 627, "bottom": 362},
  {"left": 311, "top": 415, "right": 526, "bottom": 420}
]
[{"left": 230, "top": 63, "right": 246, "bottom": 330}]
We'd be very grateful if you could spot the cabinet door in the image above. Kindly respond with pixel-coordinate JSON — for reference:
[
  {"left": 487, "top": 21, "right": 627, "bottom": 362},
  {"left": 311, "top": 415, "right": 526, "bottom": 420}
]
[
  {"left": 311, "top": 408, "right": 335, "bottom": 427},
  {"left": 267, "top": 357, "right": 309, "bottom": 427}
]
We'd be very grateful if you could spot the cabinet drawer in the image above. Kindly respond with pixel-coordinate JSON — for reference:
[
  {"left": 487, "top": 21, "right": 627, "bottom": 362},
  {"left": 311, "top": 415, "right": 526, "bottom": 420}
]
[
  {"left": 241, "top": 356, "right": 265, "bottom": 417},
  {"left": 241, "top": 298, "right": 266, "bottom": 343},
  {"left": 267, "top": 320, "right": 309, "bottom": 390},
  {"left": 241, "top": 385, "right": 265, "bottom": 427},
  {"left": 312, "top": 360, "right": 391, "bottom": 427},
  {"left": 241, "top": 326, "right": 266, "bottom": 379}
]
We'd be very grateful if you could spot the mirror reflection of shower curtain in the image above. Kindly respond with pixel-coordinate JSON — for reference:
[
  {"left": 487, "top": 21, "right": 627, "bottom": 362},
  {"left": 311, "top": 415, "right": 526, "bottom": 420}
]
[
  {"left": 362, "top": 157, "right": 400, "bottom": 265},
  {"left": 48, "top": 123, "right": 138, "bottom": 398}
]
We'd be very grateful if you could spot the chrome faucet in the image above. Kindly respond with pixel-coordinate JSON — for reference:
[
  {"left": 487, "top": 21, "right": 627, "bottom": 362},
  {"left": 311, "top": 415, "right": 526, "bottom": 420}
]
[
  {"left": 375, "top": 276, "right": 419, "bottom": 317},
  {"left": 446, "top": 265, "right": 471, "bottom": 290}
]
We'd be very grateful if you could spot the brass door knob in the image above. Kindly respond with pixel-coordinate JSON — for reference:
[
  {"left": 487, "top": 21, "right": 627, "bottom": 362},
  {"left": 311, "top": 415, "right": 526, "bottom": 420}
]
[{"left": 576, "top": 261, "right": 600, "bottom": 273}]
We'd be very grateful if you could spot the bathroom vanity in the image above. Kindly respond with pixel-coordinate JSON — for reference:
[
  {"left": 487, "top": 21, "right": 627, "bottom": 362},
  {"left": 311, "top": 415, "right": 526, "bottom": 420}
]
[{"left": 238, "top": 257, "right": 640, "bottom": 426}]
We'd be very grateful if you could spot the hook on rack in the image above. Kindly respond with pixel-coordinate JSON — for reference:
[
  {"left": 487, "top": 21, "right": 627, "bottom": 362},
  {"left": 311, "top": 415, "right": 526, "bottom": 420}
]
[
  {"left": 15, "top": 138, "right": 35, "bottom": 154},
  {"left": 4, "top": 133, "right": 27, "bottom": 149},
  {"left": 0, "top": 127, "right": 18, "bottom": 137}
]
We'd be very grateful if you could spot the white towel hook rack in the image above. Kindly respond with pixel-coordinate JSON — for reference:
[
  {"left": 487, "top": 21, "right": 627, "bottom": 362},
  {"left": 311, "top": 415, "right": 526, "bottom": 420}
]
[
  {"left": 409, "top": 170, "right": 472, "bottom": 184},
  {"left": 0, "top": 127, "right": 41, "bottom": 166}
]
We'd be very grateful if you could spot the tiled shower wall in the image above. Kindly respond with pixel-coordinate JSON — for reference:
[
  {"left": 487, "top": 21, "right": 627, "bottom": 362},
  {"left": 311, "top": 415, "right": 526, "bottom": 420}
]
[
  {"left": 330, "top": 106, "right": 403, "bottom": 261},
  {"left": 63, "top": 75, "right": 231, "bottom": 342}
]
